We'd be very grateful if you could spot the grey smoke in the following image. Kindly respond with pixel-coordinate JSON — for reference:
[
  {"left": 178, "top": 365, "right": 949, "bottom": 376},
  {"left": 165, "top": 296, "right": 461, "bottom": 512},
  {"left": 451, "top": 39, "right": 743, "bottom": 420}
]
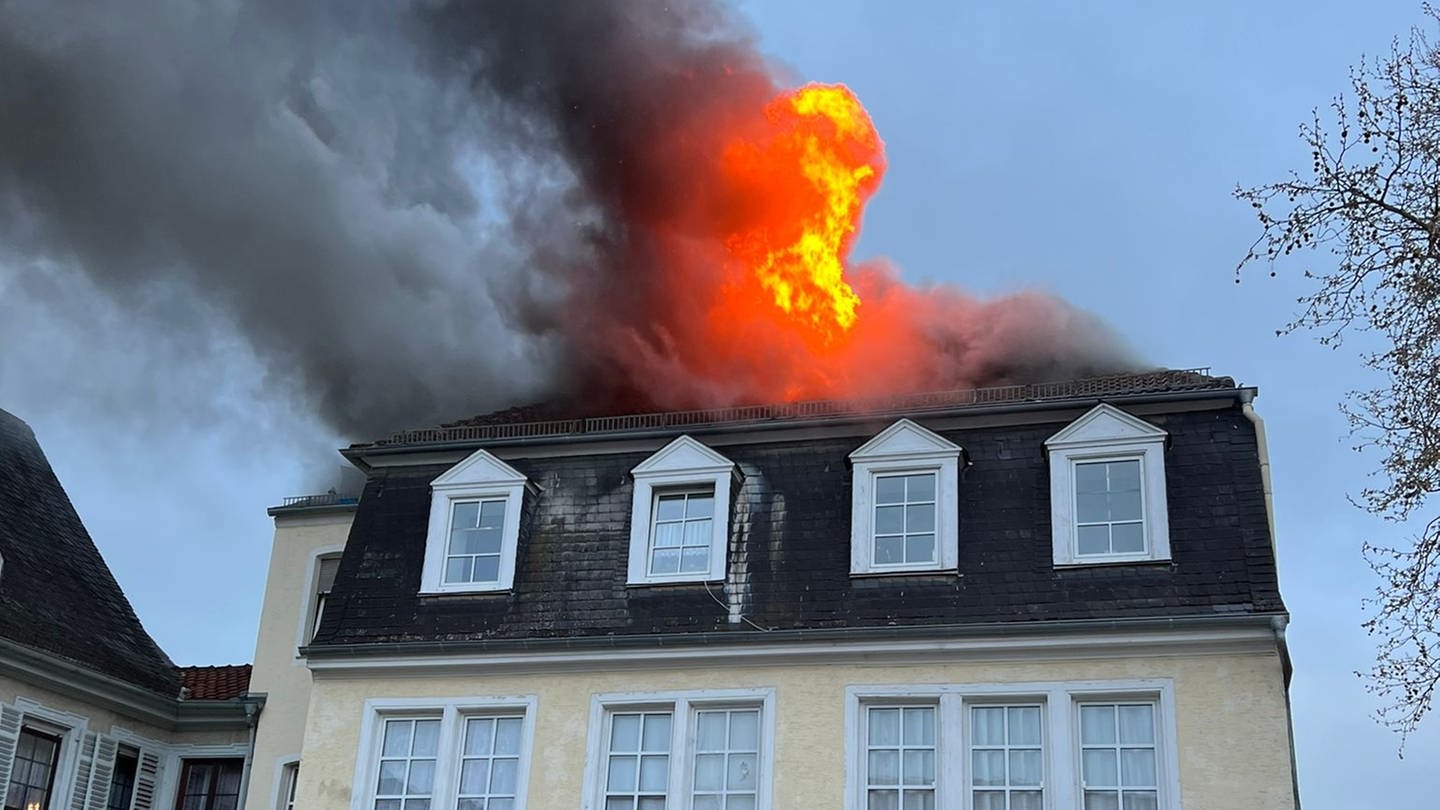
[{"left": 0, "top": 0, "right": 1138, "bottom": 440}]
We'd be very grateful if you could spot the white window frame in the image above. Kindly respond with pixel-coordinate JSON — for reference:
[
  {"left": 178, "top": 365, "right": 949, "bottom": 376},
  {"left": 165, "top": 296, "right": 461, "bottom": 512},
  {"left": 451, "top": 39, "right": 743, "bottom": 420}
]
[
  {"left": 4, "top": 698, "right": 88, "bottom": 810},
  {"left": 843, "top": 680, "right": 1179, "bottom": 810},
  {"left": 849, "top": 419, "right": 962, "bottom": 575},
  {"left": 581, "top": 688, "right": 776, "bottom": 810},
  {"left": 421, "top": 449, "right": 531, "bottom": 594},
  {"left": 296, "top": 546, "right": 345, "bottom": 652},
  {"left": 351, "top": 696, "right": 538, "bottom": 810},
  {"left": 278, "top": 760, "right": 299, "bottom": 810},
  {"left": 1045, "top": 404, "right": 1170, "bottom": 567},
  {"left": 627, "top": 436, "right": 736, "bottom": 585}
]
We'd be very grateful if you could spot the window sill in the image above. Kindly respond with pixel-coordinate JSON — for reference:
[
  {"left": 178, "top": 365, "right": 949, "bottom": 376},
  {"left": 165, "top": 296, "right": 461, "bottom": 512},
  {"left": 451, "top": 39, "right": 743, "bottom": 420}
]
[
  {"left": 1054, "top": 557, "right": 1172, "bottom": 570},
  {"left": 850, "top": 567, "right": 958, "bottom": 579},
  {"left": 417, "top": 586, "right": 513, "bottom": 598},
  {"left": 625, "top": 576, "right": 725, "bottom": 588}
]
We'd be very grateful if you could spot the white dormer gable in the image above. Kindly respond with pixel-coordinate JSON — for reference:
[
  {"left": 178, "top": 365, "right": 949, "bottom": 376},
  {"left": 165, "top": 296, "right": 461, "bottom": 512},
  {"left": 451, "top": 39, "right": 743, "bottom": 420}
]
[
  {"left": 431, "top": 448, "right": 528, "bottom": 490},
  {"left": 1044, "top": 403, "right": 1168, "bottom": 449},
  {"left": 849, "top": 419, "right": 962, "bottom": 575},
  {"left": 1045, "top": 404, "right": 1171, "bottom": 567},
  {"left": 632, "top": 435, "right": 735, "bottom": 477},
  {"left": 849, "top": 418, "right": 962, "bottom": 462},
  {"left": 420, "top": 448, "right": 531, "bottom": 594},
  {"left": 627, "top": 435, "right": 736, "bottom": 585}
]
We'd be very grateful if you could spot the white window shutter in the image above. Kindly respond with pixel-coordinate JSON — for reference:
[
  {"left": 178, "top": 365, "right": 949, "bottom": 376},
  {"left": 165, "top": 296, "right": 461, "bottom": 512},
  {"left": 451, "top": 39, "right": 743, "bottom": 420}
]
[
  {"left": 69, "top": 732, "right": 99, "bottom": 810},
  {"left": 0, "top": 704, "right": 21, "bottom": 799},
  {"left": 86, "top": 736, "right": 119, "bottom": 810},
  {"left": 130, "top": 749, "right": 163, "bottom": 810}
]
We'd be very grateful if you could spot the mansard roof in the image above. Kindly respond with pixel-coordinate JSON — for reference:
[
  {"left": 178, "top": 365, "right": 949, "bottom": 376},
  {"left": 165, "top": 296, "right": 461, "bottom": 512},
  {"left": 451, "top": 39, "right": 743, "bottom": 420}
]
[
  {"left": 0, "top": 408, "right": 181, "bottom": 696},
  {"left": 309, "top": 384, "right": 1284, "bottom": 654}
]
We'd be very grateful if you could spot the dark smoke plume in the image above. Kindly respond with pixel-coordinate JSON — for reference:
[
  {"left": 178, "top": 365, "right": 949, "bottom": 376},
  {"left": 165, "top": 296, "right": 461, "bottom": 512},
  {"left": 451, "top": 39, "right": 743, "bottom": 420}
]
[{"left": 0, "top": 0, "right": 1137, "bottom": 440}]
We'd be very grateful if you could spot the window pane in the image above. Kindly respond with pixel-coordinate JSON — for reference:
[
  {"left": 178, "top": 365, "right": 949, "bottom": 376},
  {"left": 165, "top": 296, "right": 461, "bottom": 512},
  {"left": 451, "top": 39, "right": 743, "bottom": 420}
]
[
  {"left": 656, "top": 495, "right": 686, "bottom": 521},
  {"left": 406, "top": 761, "right": 434, "bottom": 794},
  {"left": 490, "top": 759, "right": 517, "bottom": 794},
  {"left": 1109, "top": 460, "right": 1141, "bottom": 491},
  {"left": 696, "top": 712, "right": 728, "bottom": 751},
  {"left": 642, "top": 714, "right": 671, "bottom": 752},
  {"left": 466, "top": 719, "right": 495, "bottom": 756},
  {"left": 459, "top": 760, "right": 489, "bottom": 794},
  {"left": 903, "top": 534, "right": 934, "bottom": 563},
  {"left": 902, "top": 708, "right": 934, "bottom": 746},
  {"left": 1009, "top": 706, "right": 1042, "bottom": 746},
  {"left": 693, "top": 753, "right": 724, "bottom": 790},
  {"left": 867, "top": 750, "right": 899, "bottom": 784},
  {"left": 1083, "top": 749, "right": 1118, "bottom": 787},
  {"left": 1084, "top": 792, "right": 1120, "bottom": 810},
  {"left": 611, "top": 715, "right": 641, "bottom": 752},
  {"left": 495, "top": 717, "right": 523, "bottom": 755},
  {"left": 971, "top": 707, "right": 1004, "bottom": 746},
  {"left": 444, "top": 557, "right": 472, "bottom": 583},
  {"left": 868, "top": 708, "right": 900, "bottom": 746},
  {"left": 867, "top": 789, "right": 899, "bottom": 810},
  {"left": 1111, "top": 523, "right": 1145, "bottom": 554},
  {"left": 478, "top": 500, "right": 506, "bottom": 529},
  {"left": 637, "top": 799, "right": 666, "bottom": 810},
  {"left": 971, "top": 750, "right": 1005, "bottom": 786},
  {"left": 1009, "top": 749, "right": 1042, "bottom": 786},
  {"left": 1075, "top": 463, "right": 1108, "bottom": 493},
  {"left": 874, "top": 536, "right": 904, "bottom": 565},
  {"left": 451, "top": 501, "right": 479, "bottom": 529},
  {"left": 413, "top": 721, "right": 440, "bottom": 756},
  {"left": 680, "top": 547, "right": 710, "bottom": 573},
  {"left": 1118, "top": 705, "right": 1155, "bottom": 745},
  {"left": 875, "top": 505, "right": 904, "bottom": 534},
  {"left": 473, "top": 555, "right": 501, "bottom": 583},
  {"left": 650, "top": 548, "right": 680, "bottom": 574},
  {"left": 906, "top": 504, "right": 935, "bottom": 533},
  {"left": 1012, "top": 791, "right": 1044, "bottom": 810},
  {"left": 682, "top": 520, "right": 710, "bottom": 548},
  {"left": 605, "top": 799, "right": 635, "bottom": 810},
  {"left": 729, "top": 711, "right": 758, "bottom": 750},
  {"left": 378, "top": 762, "right": 406, "bottom": 795},
  {"left": 638, "top": 755, "right": 668, "bottom": 792},
  {"left": 1121, "top": 749, "right": 1157, "bottom": 787},
  {"left": 901, "top": 750, "right": 934, "bottom": 786},
  {"left": 1123, "top": 790, "right": 1159, "bottom": 810},
  {"left": 726, "top": 797, "right": 755, "bottom": 810},
  {"left": 654, "top": 523, "right": 683, "bottom": 548},
  {"left": 687, "top": 495, "right": 714, "bottom": 518},
  {"left": 906, "top": 474, "right": 935, "bottom": 501},
  {"left": 375, "top": 800, "right": 402, "bottom": 810},
  {"left": 383, "top": 721, "right": 413, "bottom": 757},
  {"left": 972, "top": 791, "right": 1005, "bottom": 810},
  {"left": 1109, "top": 489, "right": 1142, "bottom": 521},
  {"left": 726, "top": 753, "right": 757, "bottom": 789},
  {"left": 402, "top": 800, "right": 429, "bottom": 810},
  {"left": 1077, "top": 492, "right": 1109, "bottom": 523},
  {"left": 1077, "top": 525, "right": 1111, "bottom": 556},
  {"left": 490, "top": 800, "right": 515, "bottom": 810},
  {"left": 1081, "top": 706, "right": 1117, "bottom": 744},
  {"left": 875, "top": 476, "right": 906, "bottom": 504},
  {"left": 607, "top": 756, "right": 638, "bottom": 792}
]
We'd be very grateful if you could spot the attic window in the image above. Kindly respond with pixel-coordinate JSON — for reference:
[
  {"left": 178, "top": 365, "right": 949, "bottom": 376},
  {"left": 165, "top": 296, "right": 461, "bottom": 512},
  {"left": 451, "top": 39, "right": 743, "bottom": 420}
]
[
  {"left": 849, "top": 419, "right": 961, "bottom": 575},
  {"left": 420, "top": 449, "right": 530, "bottom": 594},
  {"left": 1045, "top": 404, "right": 1170, "bottom": 566},
  {"left": 627, "top": 436, "right": 736, "bottom": 585}
]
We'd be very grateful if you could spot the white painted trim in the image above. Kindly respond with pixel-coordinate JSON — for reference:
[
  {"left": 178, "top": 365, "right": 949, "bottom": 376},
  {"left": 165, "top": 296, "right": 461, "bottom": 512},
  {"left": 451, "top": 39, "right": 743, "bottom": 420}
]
[
  {"left": 270, "top": 756, "right": 300, "bottom": 810},
  {"left": 295, "top": 544, "right": 346, "bottom": 659},
  {"left": 849, "top": 420, "right": 962, "bottom": 575},
  {"left": 843, "top": 679, "right": 1178, "bottom": 810},
  {"left": 581, "top": 688, "right": 776, "bottom": 810},
  {"left": 159, "top": 742, "right": 250, "bottom": 810},
  {"left": 421, "top": 449, "right": 530, "bottom": 594},
  {"left": 12, "top": 697, "right": 88, "bottom": 810},
  {"left": 307, "top": 624, "right": 1278, "bottom": 678},
  {"left": 1046, "top": 405, "right": 1171, "bottom": 567},
  {"left": 627, "top": 436, "right": 736, "bottom": 585},
  {"left": 350, "top": 695, "right": 539, "bottom": 810}
]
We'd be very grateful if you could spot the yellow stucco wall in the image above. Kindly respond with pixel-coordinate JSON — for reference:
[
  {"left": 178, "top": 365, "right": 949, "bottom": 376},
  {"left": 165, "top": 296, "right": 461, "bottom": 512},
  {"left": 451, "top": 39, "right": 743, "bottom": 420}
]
[
  {"left": 296, "top": 650, "right": 1294, "bottom": 810},
  {"left": 245, "top": 510, "right": 353, "bottom": 810}
]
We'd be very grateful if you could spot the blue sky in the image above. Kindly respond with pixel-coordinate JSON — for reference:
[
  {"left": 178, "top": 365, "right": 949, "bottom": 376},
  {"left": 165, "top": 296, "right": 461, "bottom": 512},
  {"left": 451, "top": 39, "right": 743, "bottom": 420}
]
[{"left": 1, "top": 1, "right": 1435, "bottom": 807}]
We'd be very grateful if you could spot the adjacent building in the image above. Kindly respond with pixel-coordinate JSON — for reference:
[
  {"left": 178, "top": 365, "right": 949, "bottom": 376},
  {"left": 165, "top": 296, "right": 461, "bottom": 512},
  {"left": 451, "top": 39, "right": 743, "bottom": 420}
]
[
  {"left": 0, "top": 409, "right": 256, "bottom": 810},
  {"left": 245, "top": 369, "right": 1298, "bottom": 810}
]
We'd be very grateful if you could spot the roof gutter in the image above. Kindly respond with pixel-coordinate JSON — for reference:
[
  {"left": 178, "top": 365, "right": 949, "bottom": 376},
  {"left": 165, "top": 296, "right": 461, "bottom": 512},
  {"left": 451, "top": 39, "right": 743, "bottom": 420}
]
[
  {"left": 344, "top": 388, "right": 1254, "bottom": 466},
  {"left": 304, "top": 611, "right": 1284, "bottom": 661}
]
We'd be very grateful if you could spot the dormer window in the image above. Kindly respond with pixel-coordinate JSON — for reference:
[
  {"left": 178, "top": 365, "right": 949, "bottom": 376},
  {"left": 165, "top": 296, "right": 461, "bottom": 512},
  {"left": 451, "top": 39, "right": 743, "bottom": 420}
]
[
  {"left": 627, "top": 436, "right": 736, "bottom": 585},
  {"left": 420, "top": 449, "right": 530, "bottom": 594},
  {"left": 1045, "top": 404, "right": 1170, "bottom": 566},
  {"left": 849, "top": 419, "right": 962, "bottom": 575}
]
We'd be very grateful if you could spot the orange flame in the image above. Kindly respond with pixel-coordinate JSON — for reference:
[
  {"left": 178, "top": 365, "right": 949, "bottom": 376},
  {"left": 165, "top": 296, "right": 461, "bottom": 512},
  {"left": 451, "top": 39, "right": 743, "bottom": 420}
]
[{"left": 721, "top": 83, "right": 884, "bottom": 343}]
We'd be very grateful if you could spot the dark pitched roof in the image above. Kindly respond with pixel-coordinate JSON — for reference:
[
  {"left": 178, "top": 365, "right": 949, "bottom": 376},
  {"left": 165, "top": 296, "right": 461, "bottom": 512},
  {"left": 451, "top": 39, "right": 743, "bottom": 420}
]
[
  {"left": 358, "top": 368, "right": 1233, "bottom": 450},
  {"left": 313, "top": 393, "right": 1285, "bottom": 651},
  {"left": 0, "top": 409, "right": 181, "bottom": 696},
  {"left": 178, "top": 665, "right": 252, "bottom": 700}
]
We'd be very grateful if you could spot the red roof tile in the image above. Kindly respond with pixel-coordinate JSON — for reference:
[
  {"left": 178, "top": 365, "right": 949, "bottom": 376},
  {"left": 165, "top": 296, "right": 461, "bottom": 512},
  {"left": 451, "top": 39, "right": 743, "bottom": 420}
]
[{"left": 178, "top": 664, "right": 252, "bottom": 700}]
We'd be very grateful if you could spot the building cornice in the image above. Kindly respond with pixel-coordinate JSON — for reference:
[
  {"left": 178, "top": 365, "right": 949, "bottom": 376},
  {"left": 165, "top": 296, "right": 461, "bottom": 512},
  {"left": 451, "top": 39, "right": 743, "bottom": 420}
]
[
  {"left": 0, "top": 637, "right": 259, "bottom": 732},
  {"left": 304, "top": 613, "right": 1286, "bottom": 678}
]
